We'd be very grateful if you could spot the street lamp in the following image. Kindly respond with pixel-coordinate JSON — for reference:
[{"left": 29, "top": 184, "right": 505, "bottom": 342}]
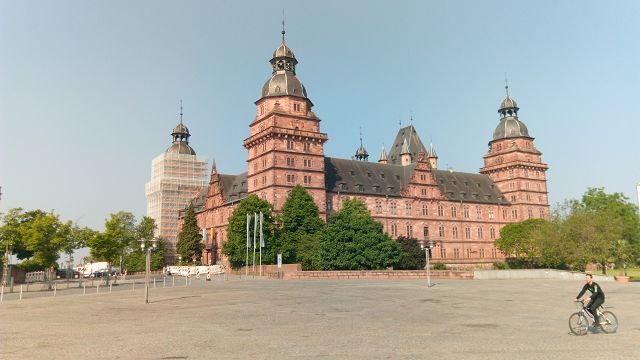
[
  {"left": 139, "top": 237, "right": 158, "bottom": 304},
  {"left": 420, "top": 238, "right": 436, "bottom": 288}
]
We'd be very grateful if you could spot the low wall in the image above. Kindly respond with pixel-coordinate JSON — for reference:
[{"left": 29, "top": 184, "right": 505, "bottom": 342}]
[
  {"left": 284, "top": 270, "right": 473, "bottom": 280},
  {"left": 474, "top": 269, "right": 614, "bottom": 281}
]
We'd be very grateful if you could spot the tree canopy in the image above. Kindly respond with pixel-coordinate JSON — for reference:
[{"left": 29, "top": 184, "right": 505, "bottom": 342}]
[
  {"left": 176, "top": 204, "right": 204, "bottom": 264},
  {"left": 222, "top": 195, "right": 277, "bottom": 269},
  {"left": 279, "top": 185, "right": 324, "bottom": 265},
  {"left": 312, "top": 198, "right": 404, "bottom": 270}
]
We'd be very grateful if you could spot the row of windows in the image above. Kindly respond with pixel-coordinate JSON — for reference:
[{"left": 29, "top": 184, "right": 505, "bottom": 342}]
[
  {"left": 390, "top": 224, "right": 498, "bottom": 240},
  {"left": 440, "top": 247, "right": 498, "bottom": 259}
]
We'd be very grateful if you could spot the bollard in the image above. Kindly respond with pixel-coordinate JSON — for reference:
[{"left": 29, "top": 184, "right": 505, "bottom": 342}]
[
  {"left": 110, "top": 284, "right": 112, "bottom": 293},
  {"left": 97, "top": 283, "right": 100, "bottom": 294},
  {"left": 172, "top": 276, "right": 175, "bottom": 287},
  {"left": 1, "top": 285, "right": 4, "bottom": 303},
  {"left": 54, "top": 284, "right": 57, "bottom": 297},
  {"left": 20, "top": 285, "right": 23, "bottom": 300},
  {"left": 153, "top": 277, "right": 156, "bottom": 289},
  {"left": 132, "top": 280, "right": 135, "bottom": 291},
  {"left": 163, "top": 277, "right": 166, "bottom": 288},
  {"left": 83, "top": 283, "right": 86, "bottom": 295}
]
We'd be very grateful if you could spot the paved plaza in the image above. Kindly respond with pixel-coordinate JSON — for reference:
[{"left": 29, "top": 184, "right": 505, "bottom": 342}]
[{"left": 1, "top": 276, "right": 639, "bottom": 359}]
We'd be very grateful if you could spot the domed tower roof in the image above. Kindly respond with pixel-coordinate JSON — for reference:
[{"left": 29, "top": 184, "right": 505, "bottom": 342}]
[
  {"left": 493, "top": 85, "right": 531, "bottom": 140},
  {"left": 260, "top": 25, "right": 309, "bottom": 101},
  {"left": 165, "top": 102, "right": 197, "bottom": 155},
  {"left": 354, "top": 129, "right": 369, "bottom": 161}
]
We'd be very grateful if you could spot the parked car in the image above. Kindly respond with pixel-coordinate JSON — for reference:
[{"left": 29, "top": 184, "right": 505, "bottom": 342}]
[{"left": 56, "top": 269, "right": 80, "bottom": 279}]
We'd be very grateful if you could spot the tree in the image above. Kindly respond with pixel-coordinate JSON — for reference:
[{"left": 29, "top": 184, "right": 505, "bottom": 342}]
[
  {"left": 125, "top": 237, "right": 168, "bottom": 272},
  {"left": 394, "top": 236, "right": 425, "bottom": 270},
  {"left": 176, "top": 204, "right": 204, "bottom": 265},
  {"left": 0, "top": 208, "right": 78, "bottom": 271},
  {"left": 87, "top": 211, "right": 136, "bottom": 279},
  {"left": 313, "top": 198, "right": 404, "bottom": 270},
  {"left": 222, "top": 195, "right": 276, "bottom": 269},
  {"left": 279, "top": 185, "right": 324, "bottom": 264},
  {"left": 496, "top": 218, "right": 549, "bottom": 266}
]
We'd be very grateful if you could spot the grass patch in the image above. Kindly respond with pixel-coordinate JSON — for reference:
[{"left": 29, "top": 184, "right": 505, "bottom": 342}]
[{"left": 597, "top": 267, "right": 640, "bottom": 281}]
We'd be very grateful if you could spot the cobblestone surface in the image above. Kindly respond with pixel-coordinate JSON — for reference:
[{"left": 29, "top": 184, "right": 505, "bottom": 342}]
[{"left": 1, "top": 277, "right": 638, "bottom": 359}]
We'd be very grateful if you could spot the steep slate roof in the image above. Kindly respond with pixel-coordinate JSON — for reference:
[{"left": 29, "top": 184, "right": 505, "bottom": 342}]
[
  {"left": 218, "top": 173, "right": 248, "bottom": 204},
  {"left": 432, "top": 170, "right": 508, "bottom": 205},
  {"left": 325, "top": 157, "right": 414, "bottom": 196},
  {"left": 388, "top": 125, "right": 428, "bottom": 165}
]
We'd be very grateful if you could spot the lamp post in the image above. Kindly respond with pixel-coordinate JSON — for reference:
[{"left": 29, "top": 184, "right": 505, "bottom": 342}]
[
  {"left": 139, "top": 237, "right": 158, "bottom": 304},
  {"left": 420, "top": 238, "right": 436, "bottom": 288}
]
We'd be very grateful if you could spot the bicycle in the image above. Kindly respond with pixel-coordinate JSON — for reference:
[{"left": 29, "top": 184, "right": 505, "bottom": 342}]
[{"left": 568, "top": 300, "right": 618, "bottom": 335}]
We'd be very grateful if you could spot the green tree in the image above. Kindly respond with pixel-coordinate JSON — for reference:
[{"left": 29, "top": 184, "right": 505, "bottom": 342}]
[
  {"left": 313, "top": 198, "right": 404, "bottom": 270},
  {"left": 0, "top": 208, "right": 78, "bottom": 271},
  {"left": 496, "top": 218, "right": 549, "bottom": 267},
  {"left": 176, "top": 204, "right": 204, "bottom": 265},
  {"left": 125, "top": 237, "right": 168, "bottom": 272},
  {"left": 222, "top": 195, "right": 276, "bottom": 269},
  {"left": 280, "top": 185, "right": 324, "bottom": 264},
  {"left": 394, "top": 236, "right": 425, "bottom": 270},
  {"left": 87, "top": 211, "right": 136, "bottom": 278}
]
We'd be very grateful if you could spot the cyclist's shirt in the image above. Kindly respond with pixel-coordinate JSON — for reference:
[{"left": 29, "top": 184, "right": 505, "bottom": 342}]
[{"left": 576, "top": 282, "right": 605, "bottom": 300}]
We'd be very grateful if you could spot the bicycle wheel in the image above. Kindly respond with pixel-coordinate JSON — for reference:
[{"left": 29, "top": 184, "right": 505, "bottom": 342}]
[
  {"left": 599, "top": 311, "right": 618, "bottom": 334},
  {"left": 569, "top": 312, "right": 589, "bottom": 336}
]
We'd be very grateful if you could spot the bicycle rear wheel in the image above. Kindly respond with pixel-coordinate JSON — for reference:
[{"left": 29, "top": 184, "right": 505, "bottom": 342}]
[
  {"left": 599, "top": 311, "right": 618, "bottom": 333},
  {"left": 569, "top": 312, "right": 589, "bottom": 336}
]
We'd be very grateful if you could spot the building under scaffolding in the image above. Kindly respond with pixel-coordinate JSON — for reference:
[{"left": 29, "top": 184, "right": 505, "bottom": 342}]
[{"left": 145, "top": 112, "right": 208, "bottom": 258}]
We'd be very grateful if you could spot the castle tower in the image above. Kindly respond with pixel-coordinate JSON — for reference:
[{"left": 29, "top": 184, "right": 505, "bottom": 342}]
[
  {"left": 243, "top": 27, "right": 328, "bottom": 213},
  {"left": 480, "top": 86, "right": 549, "bottom": 220},
  {"left": 378, "top": 145, "right": 388, "bottom": 164},
  {"left": 354, "top": 129, "right": 369, "bottom": 161},
  {"left": 145, "top": 104, "right": 209, "bottom": 254},
  {"left": 427, "top": 142, "right": 438, "bottom": 169},
  {"left": 400, "top": 138, "right": 412, "bottom": 166}
]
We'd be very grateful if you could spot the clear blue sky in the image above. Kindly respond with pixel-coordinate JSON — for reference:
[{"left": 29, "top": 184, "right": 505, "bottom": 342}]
[{"left": 2, "top": 0, "right": 640, "bottom": 234}]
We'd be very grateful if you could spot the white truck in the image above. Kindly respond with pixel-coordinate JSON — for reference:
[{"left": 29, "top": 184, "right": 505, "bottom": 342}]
[{"left": 76, "top": 261, "right": 110, "bottom": 277}]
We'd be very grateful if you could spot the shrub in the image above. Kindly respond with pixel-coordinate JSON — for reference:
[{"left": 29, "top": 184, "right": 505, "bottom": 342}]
[
  {"left": 432, "top": 262, "right": 447, "bottom": 270},
  {"left": 493, "top": 262, "right": 509, "bottom": 270}
]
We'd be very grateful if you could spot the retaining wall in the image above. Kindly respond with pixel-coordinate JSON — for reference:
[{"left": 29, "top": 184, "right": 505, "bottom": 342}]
[
  {"left": 474, "top": 269, "right": 614, "bottom": 281},
  {"left": 284, "top": 270, "right": 473, "bottom": 280}
]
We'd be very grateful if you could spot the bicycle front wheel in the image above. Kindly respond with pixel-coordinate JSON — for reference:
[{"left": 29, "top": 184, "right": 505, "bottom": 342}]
[
  {"left": 569, "top": 312, "right": 589, "bottom": 336},
  {"left": 600, "top": 311, "right": 618, "bottom": 333}
]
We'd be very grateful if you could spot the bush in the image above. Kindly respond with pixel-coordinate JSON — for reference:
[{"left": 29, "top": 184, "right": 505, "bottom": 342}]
[
  {"left": 493, "top": 262, "right": 509, "bottom": 270},
  {"left": 432, "top": 262, "right": 447, "bottom": 270}
]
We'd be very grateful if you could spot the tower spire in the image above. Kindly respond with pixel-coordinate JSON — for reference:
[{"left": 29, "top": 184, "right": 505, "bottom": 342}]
[
  {"left": 179, "top": 99, "right": 183, "bottom": 124},
  {"left": 504, "top": 75, "right": 510, "bottom": 98},
  {"left": 281, "top": 10, "right": 286, "bottom": 44}
]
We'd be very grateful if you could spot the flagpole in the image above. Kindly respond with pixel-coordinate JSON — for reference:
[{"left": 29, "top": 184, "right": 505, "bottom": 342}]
[
  {"left": 245, "top": 213, "right": 249, "bottom": 277},
  {"left": 259, "top": 212, "right": 263, "bottom": 276},
  {"left": 253, "top": 213, "right": 258, "bottom": 275}
]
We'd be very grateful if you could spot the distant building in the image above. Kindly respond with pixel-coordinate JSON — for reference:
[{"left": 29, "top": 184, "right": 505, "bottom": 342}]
[
  {"left": 189, "top": 31, "right": 550, "bottom": 267},
  {"left": 145, "top": 110, "right": 208, "bottom": 255}
]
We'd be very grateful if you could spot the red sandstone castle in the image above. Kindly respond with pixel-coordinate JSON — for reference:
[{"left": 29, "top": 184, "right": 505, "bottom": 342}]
[{"left": 190, "top": 32, "right": 549, "bottom": 267}]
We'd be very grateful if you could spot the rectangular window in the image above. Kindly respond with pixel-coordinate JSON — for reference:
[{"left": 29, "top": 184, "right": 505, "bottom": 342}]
[
  {"left": 326, "top": 199, "right": 333, "bottom": 211},
  {"left": 490, "top": 227, "right": 496, "bottom": 239},
  {"left": 293, "top": 103, "right": 301, "bottom": 112},
  {"left": 405, "top": 202, "right": 412, "bottom": 215},
  {"left": 422, "top": 205, "right": 428, "bottom": 216},
  {"left": 476, "top": 206, "right": 482, "bottom": 219},
  {"left": 421, "top": 188, "right": 427, "bottom": 196},
  {"left": 438, "top": 225, "right": 445, "bottom": 238},
  {"left": 303, "top": 142, "right": 311, "bottom": 152},
  {"left": 465, "top": 227, "right": 471, "bottom": 239},
  {"left": 437, "top": 205, "right": 444, "bottom": 217},
  {"left": 488, "top": 208, "right": 495, "bottom": 220},
  {"left": 512, "top": 209, "right": 518, "bottom": 219},
  {"left": 262, "top": 176, "right": 266, "bottom": 185},
  {"left": 406, "top": 225, "right": 413, "bottom": 238},
  {"left": 466, "top": 248, "right": 472, "bottom": 258},
  {"left": 286, "top": 174, "right": 295, "bottom": 183},
  {"left": 304, "top": 175, "right": 311, "bottom": 185},
  {"left": 451, "top": 206, "right": 457, "bottom": 217},
  {"left": 539, "top": 208, "right": 545, "bottom": 218},
  {"left": 440, "top": 247, "right": 447, "bottom": 258},
  {"left": 454, "top": 248, "right": 460, "bottom": 259},
  {"left": 287, "top": 157, "right": 294, "bottom": 166},
  {"left": 503, "top": 209, "right": 508, "bottom": 219},
  {"left": 287, "top": 140, "right": 294, "bottom": 150},
  {"left": 452, "top": 226, "right": 458, "bottom": 239},
  {"left": 477, "top": 227, "right": 483, "bottom": 239},
  {"left": 391, "top": 224, "right": 398, "bottom": 237},
  {"left": 528, "top": 209, "right": 533, "bottom": 218},
  {"left": 463, "top": 207, "right": 469, "bottom": 218},
  {"left": 423, "top": 226, "right": 429, "bottom": 238},
  {"left": 492, "top": 247, "right": 497, "bottom": 258},
  {"left": 479, "top": 248, "right": 485, "bottom": 258},
  {"left": 375, "top": 201, "right": 382, "bottom": 214},
  {"left": 390, "top": 202, "right": 397, "bottom": 215}
]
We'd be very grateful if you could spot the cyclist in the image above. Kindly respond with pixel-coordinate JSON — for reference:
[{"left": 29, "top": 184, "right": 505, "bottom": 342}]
[{"left": 575, "top": 273, "right": 605, "bottom": 328}]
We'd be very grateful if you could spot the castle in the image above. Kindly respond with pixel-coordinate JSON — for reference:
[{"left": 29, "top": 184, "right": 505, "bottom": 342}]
[{"left": 188, "top": 31, "right": 550, "bottom": 267}]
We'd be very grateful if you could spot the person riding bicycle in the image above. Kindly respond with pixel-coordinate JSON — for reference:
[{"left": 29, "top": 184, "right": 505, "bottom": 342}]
[{"left": 575, "top": 273, "right": 605, "bottom": 328}]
